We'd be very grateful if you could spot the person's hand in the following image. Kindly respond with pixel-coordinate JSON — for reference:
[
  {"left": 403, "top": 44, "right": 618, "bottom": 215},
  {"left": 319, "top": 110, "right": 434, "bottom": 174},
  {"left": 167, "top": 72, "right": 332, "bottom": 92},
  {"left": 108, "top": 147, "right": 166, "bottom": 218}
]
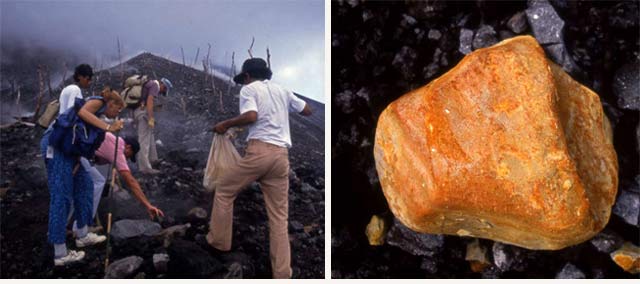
[
  {"left": 213, "top": 122, "right": 227, "bottom": 134},
  {"left": 147, "top": 205, "right": 164, "bottom": 219},
  {"left": 148, "top": 117, "right": 155, "bottom": 128},
  {"left": 107, "top": 119, "right": 124, "bottom": 133}
]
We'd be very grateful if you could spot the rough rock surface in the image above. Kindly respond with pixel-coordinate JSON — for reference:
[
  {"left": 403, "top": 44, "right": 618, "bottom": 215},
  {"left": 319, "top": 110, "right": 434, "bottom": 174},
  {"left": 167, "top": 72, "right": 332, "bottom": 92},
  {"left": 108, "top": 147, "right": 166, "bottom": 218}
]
[
  {"left": 612, "top": 190, "right": 640, "bottom": 226},
  {"left": 555, "top": 263, "right": 586, "bottom": 279},
  {"left": 612, "top": 60, "right": 640, "bottom": 110},
  {"left": 105, "top": 256, "right": 144, "bottom": 279},
  {"left": 385, "top": 218, "right": 444, "bottom": 256},
  {"left": 374, "top": 36, "right": 618, "bottom": 250},
  {"left": 111, "top": 219, "right": 162, "bottom": 240},
  {"left": 610, "top": 242, "right": 640, "bottom": 274}
]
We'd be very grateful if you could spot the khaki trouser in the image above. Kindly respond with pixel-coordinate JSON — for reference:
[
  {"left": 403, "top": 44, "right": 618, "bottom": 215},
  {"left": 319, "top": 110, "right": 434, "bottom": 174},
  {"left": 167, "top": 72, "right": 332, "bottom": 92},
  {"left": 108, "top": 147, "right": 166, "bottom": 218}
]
[
  {"left": 134, "top": 108, "right": 158, "bottom": 171},
  {"left": 207, "top": 139, "right": 292, "bottom": 279}
]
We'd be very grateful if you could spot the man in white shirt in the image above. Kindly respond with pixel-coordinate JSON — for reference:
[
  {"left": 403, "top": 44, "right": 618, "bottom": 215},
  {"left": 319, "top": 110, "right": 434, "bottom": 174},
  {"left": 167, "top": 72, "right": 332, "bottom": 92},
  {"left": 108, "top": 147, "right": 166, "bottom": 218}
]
[{"left": 205, "top": 58, "right": 311, "bottom": 278}]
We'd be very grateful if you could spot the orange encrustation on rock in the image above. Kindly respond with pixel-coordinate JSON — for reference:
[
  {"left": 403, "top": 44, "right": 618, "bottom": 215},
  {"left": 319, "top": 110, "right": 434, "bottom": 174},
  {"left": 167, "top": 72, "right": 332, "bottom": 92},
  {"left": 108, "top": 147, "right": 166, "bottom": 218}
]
[{"left": 373, "top": 35, "right": 618, "bottom": 250}]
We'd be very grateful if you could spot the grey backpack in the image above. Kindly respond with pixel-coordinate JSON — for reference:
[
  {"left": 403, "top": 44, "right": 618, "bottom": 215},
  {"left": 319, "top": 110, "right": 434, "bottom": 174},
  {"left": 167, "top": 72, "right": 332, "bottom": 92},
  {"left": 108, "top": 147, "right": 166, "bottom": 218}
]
[{"left": 120, "top": 75, "right": 149, "bottom": 108}]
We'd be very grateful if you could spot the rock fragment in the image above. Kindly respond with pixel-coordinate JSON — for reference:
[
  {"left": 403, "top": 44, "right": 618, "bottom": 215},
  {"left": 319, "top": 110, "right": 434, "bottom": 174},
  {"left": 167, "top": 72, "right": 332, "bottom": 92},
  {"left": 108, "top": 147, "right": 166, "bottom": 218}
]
[
  {"left": 385, "top": 218, "right": 444, "bottom": 256},
  {"left": 589, "top": 230, "right": 624, "bottom": 254},
  {"left": 153, "top": 253, "right": 169, "bottom": 273},
  {"left": 167, "top": 239, "right": 224, "bottom": 277},
  {"left": 188, "top": 207, "right": 208, "bottom": 221},
  {"left": 458, "top": 29, "right": 474, "bottom": 54},
  {"left": 472, "top": 25, "right": 498, "bottom": 50},
  {"left": 526, "top": 0, "right": 564, "bottom": 44},
  {"left": 104, "top": 256, "right": 144, "bottom": 279},
  {"left": 465, "top": 239, "right": 490, "bottom": 272},
  {"left": 610, "top": 242, "right": 640, "bottom": 274},
  {"left": 111, "top": 219, "right": 162, "bottom": 240},
  {"left": 612, "top": 60, "right": 640, "bottom": 110},
  {"left": 365, "top": 214, "right": 389, "bottom": 246},
  {"left": 374, "top": 36, "right": 617, "bottom": 250},
  {"left": 555, "top": 263, "right": 586, "bottom": 279},
  {"left": 612, "top": 190, "right": 640, "bottom": 226},
  {"left": 507, "top": 11, "right": 528, "bottom": 34}
]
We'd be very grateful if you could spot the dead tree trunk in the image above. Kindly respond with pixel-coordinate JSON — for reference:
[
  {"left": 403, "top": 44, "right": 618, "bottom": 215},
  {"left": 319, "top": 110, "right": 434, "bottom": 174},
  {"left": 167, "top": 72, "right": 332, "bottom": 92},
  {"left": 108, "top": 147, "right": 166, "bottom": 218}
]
[
  {"left": 248, "top": 37, "right": 255, "bottom": 58},
  {"left": 181, "top": 46, "right": 186, "bottom": 66},
  {"left": 15, "top": 86, "right": 21, "bottom": 106},
  {"left": 266, "top": 47, "right": 271, "bottom": 68},
  {"left": 204, "top": 43, "right": 211, "bottom": 84},
  {"left": 45, "top": 65, "right": 54, "bottom": 98},
  {"left": 33, "top": 66, "right": 46, "bottom": 121},
  {"left": 117, "top": 37, "right": 124, "bottom": 83},
  {"left": 226, "top": 52, "right": 236, "bottom": 97},
  {"left": 60, "top": 62, "right": 68, "bottom": 89},
  {"left": 193, "top": 47, "right": 200, "bottom": 67}
]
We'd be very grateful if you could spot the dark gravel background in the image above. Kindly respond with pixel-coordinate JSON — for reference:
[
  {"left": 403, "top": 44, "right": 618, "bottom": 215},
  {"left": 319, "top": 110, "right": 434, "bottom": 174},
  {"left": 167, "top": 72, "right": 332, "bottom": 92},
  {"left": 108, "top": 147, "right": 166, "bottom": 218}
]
[{"left": 331, "top": 0, "right": 639, "bottom": 279}]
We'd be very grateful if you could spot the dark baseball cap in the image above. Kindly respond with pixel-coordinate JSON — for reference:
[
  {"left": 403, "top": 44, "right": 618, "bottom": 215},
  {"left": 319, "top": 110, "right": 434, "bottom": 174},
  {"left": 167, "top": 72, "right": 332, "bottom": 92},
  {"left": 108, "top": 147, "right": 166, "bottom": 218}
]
[
  {"left": 122, "top": 136, "right": 140, "bottom": 163},
  {"left": 233, "top": 58, "right": 272, "bottom": 84}
]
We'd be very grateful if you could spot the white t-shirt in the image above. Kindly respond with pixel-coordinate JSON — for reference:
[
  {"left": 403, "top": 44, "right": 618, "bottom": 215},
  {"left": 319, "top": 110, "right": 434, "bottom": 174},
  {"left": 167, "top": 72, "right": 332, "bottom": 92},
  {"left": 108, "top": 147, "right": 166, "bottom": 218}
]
[
  {"left": 239, "top": 80, "right": 307, "bottom": 148},
  {"left": 58, "top": 84, "right": 82, "bottom": 114}
]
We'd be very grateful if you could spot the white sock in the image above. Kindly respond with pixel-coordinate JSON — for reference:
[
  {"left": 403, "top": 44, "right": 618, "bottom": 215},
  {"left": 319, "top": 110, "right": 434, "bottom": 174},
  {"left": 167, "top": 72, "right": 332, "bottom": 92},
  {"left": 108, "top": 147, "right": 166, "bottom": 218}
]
[
  {"left": 54, "top": 243, "right": 67, "bottom": 259},
  {"left": 76, "top": 226, "right": 88, "bottom": 239}
]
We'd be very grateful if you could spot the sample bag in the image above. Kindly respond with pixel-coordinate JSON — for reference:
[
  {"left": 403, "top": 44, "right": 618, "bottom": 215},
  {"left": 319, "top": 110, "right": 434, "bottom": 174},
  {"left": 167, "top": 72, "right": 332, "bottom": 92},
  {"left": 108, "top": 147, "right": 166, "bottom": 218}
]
[
  {"left": 37, "top": 99, "right": 60, "bottom": 128},
  {"left": 203, "top": 133, "right": 241, "bottom": 192}
]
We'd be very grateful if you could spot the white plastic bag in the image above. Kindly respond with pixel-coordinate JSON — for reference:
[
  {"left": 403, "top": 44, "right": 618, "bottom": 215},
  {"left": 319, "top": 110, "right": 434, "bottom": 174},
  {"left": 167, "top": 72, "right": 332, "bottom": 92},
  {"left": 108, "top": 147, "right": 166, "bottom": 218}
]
[{"left": 203, "top": 133, "right": 241, "bottom": 192}]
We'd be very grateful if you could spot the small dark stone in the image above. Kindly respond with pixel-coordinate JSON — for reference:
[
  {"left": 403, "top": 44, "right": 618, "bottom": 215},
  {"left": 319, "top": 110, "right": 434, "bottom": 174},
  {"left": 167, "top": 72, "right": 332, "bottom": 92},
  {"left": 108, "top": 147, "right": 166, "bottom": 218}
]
[
  {"left": 492, "top": 242, "right": 528, "bottom": 272},
  {"left": 507, "top": 11, "right": 528, "bottom": 34},
  {"left": 589, "top": 230, "right": 624, "bottom": 254},
  {"left": 386, "top": 218, "right": 444, "bottom": 256},
  {"left": 428, "top": 29, "right": 442, "bottom": 41},
  {"left": 153, "top": 253, "right": 169, "bottom": 273},
  {"left": 392, "top": 46, "right": 418, "bottom": 81},
  {"left": 167, "top": 239, "right": 224, "bottom": 278},
  {"left": 612, "top": 60, "right": 640, "bottom": 110},
  {"left": 104, "top": 256, "right": 144, "bottom": 279},
  {"left": 608, "top": 2, "right": 639, "bottom": 29},
  {"left": 555, "top": 263, "right": 586, "bottom": 279},
  {"left": 290, "top": 220, "right": 304, "bottom": 232},
  {"left": 420, "top": 257, "right": 438, "bottom": 274},
  {"left": 473, "top": 25, "right": 498, "bottom": 50},
  {"left": 499, "top": 30, "right": 516, "bottom": 40},
  {"left": 526, "top": 1, "right": 564, "bottom": 44},
  {"left": 612, "top": 190, "right": 640, "bottom": 226},
  {"left": 544, "top": 43, "right": 581, "bottom": 74},
  {"left": 459, "top": 29, "right": 474, "bottom": 55}
]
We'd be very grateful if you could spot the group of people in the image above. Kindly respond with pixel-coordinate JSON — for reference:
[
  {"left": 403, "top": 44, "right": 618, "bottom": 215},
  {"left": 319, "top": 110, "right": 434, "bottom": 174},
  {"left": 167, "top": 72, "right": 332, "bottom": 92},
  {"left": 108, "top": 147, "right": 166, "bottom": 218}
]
[{"left": 41, "top": 57, "right": 312, "bottom": 279}]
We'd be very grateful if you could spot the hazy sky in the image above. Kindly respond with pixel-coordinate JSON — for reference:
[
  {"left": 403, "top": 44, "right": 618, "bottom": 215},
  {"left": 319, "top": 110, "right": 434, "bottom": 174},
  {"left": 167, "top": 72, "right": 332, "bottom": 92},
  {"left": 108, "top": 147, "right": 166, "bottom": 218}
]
[{"left": 1, "top": 0, "right": 325, "bottom": 102}]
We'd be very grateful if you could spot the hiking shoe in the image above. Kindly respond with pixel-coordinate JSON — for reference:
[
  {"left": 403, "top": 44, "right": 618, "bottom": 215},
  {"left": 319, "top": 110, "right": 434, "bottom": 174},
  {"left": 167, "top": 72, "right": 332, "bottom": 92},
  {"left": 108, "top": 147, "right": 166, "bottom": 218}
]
[
  {"left": 54, "top": 250, "right": 85, "bottom": 266},
  {"left": 75, "top": 232, "right": 107, "bottom": 247}
]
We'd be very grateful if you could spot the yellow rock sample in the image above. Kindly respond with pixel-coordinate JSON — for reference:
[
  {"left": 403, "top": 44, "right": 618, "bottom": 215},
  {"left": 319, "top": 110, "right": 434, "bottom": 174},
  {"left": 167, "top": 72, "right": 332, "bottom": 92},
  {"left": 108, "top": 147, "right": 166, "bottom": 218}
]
[
  {"left": 365, "top": 214, "right": 389, "bottom": 246},
  {"left": 373, "top": 35, "right": 618, "bottom": 250},
  {"left": 611, "top": 242, "right": 640, "bottom": 274}
]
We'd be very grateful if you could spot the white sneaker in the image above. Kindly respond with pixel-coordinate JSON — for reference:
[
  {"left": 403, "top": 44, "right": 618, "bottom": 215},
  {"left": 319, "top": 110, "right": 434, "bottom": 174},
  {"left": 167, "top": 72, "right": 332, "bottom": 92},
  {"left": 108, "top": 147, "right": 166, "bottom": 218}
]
[
  {"left": 75, "top": 232, "right": 107, "bottom": 247},
  {"left": 54, "top": 250, "right": 85, "bottom": 266}
]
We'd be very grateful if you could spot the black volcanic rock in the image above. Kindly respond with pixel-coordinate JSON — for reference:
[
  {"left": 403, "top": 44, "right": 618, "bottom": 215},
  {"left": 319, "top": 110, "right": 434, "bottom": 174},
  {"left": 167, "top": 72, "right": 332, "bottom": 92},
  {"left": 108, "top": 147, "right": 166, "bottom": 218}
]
[
  {"left": 386, "top": 218, "right": 444, "bottom": 257},
  {"left": 167, "top": 239, "right": 224, "bottom": 278},
  {"left": 612, "top": 60, "right": 640, "bottom": 110}
]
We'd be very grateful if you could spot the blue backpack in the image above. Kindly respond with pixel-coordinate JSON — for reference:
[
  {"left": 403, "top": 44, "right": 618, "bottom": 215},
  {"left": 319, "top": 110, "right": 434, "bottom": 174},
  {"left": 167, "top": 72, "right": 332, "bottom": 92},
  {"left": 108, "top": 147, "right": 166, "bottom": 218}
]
[{"left": 49, "top": 96, "right": 107, "bottom": 159}]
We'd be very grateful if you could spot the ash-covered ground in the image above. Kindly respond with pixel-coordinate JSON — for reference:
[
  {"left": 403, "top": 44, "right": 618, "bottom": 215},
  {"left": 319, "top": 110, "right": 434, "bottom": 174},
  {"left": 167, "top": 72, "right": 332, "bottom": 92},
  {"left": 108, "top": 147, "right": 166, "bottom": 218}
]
[
  {"left": 1, "top": 53, "right": 325, "bottom": 278},
  {"left": 332, "top": 0, "right": 638, "bottom": 279}
]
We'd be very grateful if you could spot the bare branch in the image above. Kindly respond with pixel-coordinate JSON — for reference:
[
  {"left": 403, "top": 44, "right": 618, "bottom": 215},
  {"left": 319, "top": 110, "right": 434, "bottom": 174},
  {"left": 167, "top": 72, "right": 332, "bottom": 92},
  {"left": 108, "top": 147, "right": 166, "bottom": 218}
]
[
  {"left": 45, "top": 65, "right": 54, "bottom": 98},
  {"left": 33, "top": 66, "right": 45, "bottom": 121},
  {"left": 60, "top": 61, "right": 68, "bottom": 88},
  {"left": 266, "top": 46, "right": 271, "bottom": 69},
  {"left": 181, "top": 46, "right": 186, "bottom": 66},
  {"left": 117, "top": 36, "right": 124, "bottom": 83},
  {"left": 248, "top": 37, "right": 255, "bottom": 58},
  {"left": 193, "top": 47, "right": 200, "bottom": 67}
]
